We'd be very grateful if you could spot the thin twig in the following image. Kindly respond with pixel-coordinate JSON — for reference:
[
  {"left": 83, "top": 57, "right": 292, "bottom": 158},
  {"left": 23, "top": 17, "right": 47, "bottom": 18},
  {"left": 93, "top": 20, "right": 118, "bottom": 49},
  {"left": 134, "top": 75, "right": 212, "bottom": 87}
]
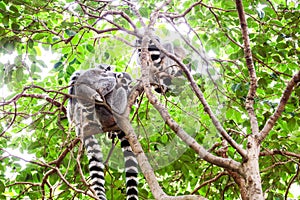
[
  {"left": 191, "top": 171, "right": 228, "bottom": 194},
  {"left": 285, "top": 162, "right": 300, "bottom": 200}
]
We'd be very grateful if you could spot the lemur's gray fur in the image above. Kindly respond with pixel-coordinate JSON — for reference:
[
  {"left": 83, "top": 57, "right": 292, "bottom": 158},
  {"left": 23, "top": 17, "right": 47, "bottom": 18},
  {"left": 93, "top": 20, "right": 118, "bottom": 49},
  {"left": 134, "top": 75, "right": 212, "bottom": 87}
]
[
  {"left": 68, "top": 65, "right": 132, "bottom": 137},
  {"left": 67, "top": 64, "right": 138, "bottom": 200},
  {"left": 136, "top": 36, "right": 187, "bottom": 94}
]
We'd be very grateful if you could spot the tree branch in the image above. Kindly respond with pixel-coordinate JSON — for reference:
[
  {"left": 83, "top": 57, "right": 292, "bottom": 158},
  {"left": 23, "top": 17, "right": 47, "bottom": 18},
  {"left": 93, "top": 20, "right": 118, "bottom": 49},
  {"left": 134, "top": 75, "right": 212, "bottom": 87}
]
[
  {"left": 260, "top": 160, "right": 293, "bottom": 173},
  {"left": 111, "top": 34, "right": 207, "bottom": 200},
  {"left": 113, "top": 112, "right": 207, "bottom": 200},
  {"left": 145, "top": 4, "right": 246, "bottom": 158},
  {"left": 260, "top": 149, "right": 300, "bottom": 159},
  {"left": 2, "top": 148, "right": 98, "bottom": 199},
  {"left": 160, "top": 1, "right": 203, "bottom": 18},
  {"left": 48, "top": 138, "right": 80, "bottom": 166},
  {"left": 235, "top": 0, "right": 259, "bottom": 136},
  {"left": 191, "top": 171, "right": 228, "bottom": 194},
  {"left": 258, "top": 70, "right": 300, "bottom": 143},
  {"left": 140, "top": 32, "right": 243, "bottom": 173},
  {"left": 285, "top": 161, "right": 300, "bottom": 199},
  {"left": 148, "top": 34, "right": 247, "bottom": 159}
]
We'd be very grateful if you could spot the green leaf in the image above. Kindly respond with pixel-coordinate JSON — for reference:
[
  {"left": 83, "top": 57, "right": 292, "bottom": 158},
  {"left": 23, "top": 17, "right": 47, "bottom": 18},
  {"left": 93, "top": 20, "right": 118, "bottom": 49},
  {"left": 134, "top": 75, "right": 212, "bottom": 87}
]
[
  {"left": 287, "top": 118, "right": 297, "bottom": 131},
  {"left": 28, "top": 55, "right": 36, "bottom": 62},
  {"left": 276, "top": 42, "right": 288, "bottom": 49},
  {"left": 4, "top": 40, "right": 15, "bottom": 51},
  {"left": 66, "top": 65, "right": 75, "bottom": 75},
  {"left": 65, "top": 29, "right": 76, "bottom": 37},
  {"left": 11, "top": 23, "right": 20, "bottom": 31},
  {"left": 257, "top": 46, "right": 267, "bottom": 57},
  {"left": 16, "top": 67, "right": 24, "bottom": 82},
  {"left": 0, "top": 181, "right": 4, "bottom": 193},
  {"left": 33, "top": 33, "right": 46, "bottom": 40},
  {"left": 34, "top": 46, "right": 42, "bottom": 56},
  {"left": 28, "top": 39, "right": 34, "bottom": 49},
  {"left": 31, "top": 63, "right": 41, "bottom": 73},
  {"left": 86, "top": 44, "right": 94, "bottom": 53},
  {"left": 161, "top": 134, "right": 168, "bottom": 143},
  {"left": 0, "top": 2, "right": 6, "bottom": 11},
  {"left": 2, "top": 15, "right": 9, "bottom": 28},
  {"left": 36, "top": 59, "right": 47, "bottom": 68},
  {"left": 62, "top": 46, "right": 71, "bottom": 54},
  {"left": 9, "top": 5, "right": 19, "bottom": 13},
  {"left": 54, "top": 61, "right": 63, "bottom": 69},
  {"left": 139, "top": 7, "right": 149, "bottom": 18},
  {"left": 272, "top": 55, "right": 281, "bottom": 63},
  {"left": 271, "top": 20, "right": 283, "bottom": 27}
]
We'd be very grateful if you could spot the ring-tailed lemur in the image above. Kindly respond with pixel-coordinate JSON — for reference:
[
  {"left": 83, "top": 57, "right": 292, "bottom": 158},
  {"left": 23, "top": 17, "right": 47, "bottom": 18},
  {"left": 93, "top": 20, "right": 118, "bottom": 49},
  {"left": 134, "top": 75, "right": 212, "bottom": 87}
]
[
  {"left": 67, "top": 64, "right": 138, "bottom": 200},
  {"left": 136, "top": 37, "right": 187, "bottom": 94}
]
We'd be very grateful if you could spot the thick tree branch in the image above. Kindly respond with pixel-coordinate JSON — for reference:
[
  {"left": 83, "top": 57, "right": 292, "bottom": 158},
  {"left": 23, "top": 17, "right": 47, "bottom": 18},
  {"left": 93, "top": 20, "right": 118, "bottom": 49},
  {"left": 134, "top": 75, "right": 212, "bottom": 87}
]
[
  {"left": 236, "top": 0, "right": 259, "bottom": 136},
  {"left": 111, "top": 33, "right": 207, "bottom": 200},
  {"left": 113, "top": 112, "right": 205, "bottom": 200},
  {"left": 236, "top": 2, "right": 264, "bottom": 199},
  {"left": 148, "top": 35, "right": 247, "bottom": 159},
  {"left": 140, "top": 33, "right": 242, "bottom": 173},
  {"left": 258, "top": 70, "right": 300, "bottom": 143},
  {"left": 145, "top": 4, "right": 246, "bottom": 158}
]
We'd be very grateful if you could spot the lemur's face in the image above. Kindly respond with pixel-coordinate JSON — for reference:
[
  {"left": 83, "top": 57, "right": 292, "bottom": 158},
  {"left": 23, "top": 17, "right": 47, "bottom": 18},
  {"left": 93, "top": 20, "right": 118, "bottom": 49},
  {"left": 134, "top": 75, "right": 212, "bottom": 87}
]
[{"left": 115, "top": 72, "right": 133, "bottom": 91}]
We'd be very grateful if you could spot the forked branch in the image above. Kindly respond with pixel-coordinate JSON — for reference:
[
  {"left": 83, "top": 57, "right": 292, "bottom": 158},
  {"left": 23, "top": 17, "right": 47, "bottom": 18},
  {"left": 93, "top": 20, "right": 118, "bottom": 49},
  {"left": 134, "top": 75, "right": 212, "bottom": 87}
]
[
  {"left": 147, "top": 34, "right": 247, "bottom": 160},
  {"left": 139, "top": 34, "right": 242, "bottom": 173}
]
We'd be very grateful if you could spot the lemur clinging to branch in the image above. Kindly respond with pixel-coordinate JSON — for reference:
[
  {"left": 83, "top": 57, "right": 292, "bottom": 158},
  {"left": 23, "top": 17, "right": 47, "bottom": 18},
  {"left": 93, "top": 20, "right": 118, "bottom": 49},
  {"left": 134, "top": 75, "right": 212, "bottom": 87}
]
[{"left": 67, "top": 64, "right": 138, "bottom": 200}]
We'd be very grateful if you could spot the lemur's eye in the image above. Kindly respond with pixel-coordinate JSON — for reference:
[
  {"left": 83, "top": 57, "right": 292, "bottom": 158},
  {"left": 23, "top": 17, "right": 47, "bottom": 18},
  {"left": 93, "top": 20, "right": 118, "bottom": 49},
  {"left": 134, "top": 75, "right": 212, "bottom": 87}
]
[{"left": 116, "top": 73, "right": 123, "bottom": 79}]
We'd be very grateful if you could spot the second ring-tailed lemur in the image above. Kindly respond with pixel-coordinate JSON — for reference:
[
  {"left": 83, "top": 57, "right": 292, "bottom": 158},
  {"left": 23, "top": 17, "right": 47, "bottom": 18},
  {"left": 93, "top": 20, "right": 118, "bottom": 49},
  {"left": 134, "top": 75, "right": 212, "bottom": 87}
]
[
  {"left": 136, "top": 36, "right": 187, "bottom": 94},
  {"left": 67, "top": 64, "right": 138, "bottom": 200}
]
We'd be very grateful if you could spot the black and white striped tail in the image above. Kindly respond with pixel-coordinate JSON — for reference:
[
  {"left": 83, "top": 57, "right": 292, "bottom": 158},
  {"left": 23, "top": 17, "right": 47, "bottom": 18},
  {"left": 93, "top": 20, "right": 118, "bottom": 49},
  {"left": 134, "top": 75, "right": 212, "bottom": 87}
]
[
  {"left": 84, "top": 132, "right": 138, "bottom": 200},
  {"left": 84, "top": 135, "right": 107, "bottom": 200},
  {"left": 137, "top": 37, "right": 163, "bottom": 68},
  {"left": 118, "top": 131, "right": 139, "bottom": 200},
  {"left": 69, "top": 68, "right": 138, "bottom": 199}
]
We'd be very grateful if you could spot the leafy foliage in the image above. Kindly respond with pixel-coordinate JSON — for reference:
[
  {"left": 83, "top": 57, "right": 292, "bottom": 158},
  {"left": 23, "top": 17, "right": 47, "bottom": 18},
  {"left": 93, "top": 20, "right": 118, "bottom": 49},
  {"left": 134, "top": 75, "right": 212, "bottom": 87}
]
[{"left": 0, "top": 0, "right": 300, "bottom": 199}]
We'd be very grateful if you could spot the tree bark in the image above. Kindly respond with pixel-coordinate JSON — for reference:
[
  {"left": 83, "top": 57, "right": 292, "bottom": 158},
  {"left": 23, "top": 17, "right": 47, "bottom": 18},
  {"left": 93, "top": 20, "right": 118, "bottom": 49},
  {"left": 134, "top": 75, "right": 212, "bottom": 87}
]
[
  {"left": 242, "top": 135, "right": 263, "bottom": 200},
  {"left": 235, "top": 0, "right": 264, "bottom": 199}
]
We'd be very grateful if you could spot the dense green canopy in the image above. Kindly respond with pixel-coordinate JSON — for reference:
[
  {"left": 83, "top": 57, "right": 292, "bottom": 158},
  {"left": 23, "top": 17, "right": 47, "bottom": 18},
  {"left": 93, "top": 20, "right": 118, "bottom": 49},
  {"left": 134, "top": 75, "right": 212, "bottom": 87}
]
[{"left": 0, "top": 0, "right": 299, "bottom": 199}]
